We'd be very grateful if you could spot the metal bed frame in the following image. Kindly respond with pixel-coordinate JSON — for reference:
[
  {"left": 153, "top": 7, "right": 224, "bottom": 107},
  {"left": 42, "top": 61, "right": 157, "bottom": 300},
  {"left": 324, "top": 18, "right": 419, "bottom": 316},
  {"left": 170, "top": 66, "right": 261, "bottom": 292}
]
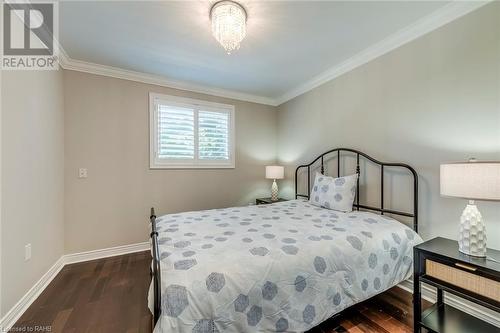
[
  {"left": 149, "top": 148, "right": 419, "bottom": 326},
  {"left": 149, "top": 208, "right": 162, "bottom": 325},
  {"left": 295, "top": 148, "right": 418, "bottom": 232}
]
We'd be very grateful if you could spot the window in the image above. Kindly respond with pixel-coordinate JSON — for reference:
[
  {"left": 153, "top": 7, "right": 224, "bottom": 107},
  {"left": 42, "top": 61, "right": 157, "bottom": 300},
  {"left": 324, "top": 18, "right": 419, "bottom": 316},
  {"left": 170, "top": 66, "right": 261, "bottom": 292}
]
[{"left": 150, "top": 93, "right": 235, "bottom": 169}]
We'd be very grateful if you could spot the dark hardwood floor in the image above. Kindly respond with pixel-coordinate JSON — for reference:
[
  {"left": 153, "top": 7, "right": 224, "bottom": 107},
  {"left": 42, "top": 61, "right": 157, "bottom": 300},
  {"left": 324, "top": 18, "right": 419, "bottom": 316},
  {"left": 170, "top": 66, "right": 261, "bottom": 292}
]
[
  {"left": 12, "top": 251, "right": 152, "bottom": 333},
  {"left": 12, "top": 251, "right": 428, "bottom": 333}
]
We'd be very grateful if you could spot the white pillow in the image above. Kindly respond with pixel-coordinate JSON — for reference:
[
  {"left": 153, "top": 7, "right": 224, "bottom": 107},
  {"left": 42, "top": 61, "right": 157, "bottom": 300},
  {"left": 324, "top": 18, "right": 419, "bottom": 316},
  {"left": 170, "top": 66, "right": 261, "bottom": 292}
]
[{"left": 309, "top": 172, "right": 358, "bottom": 212}]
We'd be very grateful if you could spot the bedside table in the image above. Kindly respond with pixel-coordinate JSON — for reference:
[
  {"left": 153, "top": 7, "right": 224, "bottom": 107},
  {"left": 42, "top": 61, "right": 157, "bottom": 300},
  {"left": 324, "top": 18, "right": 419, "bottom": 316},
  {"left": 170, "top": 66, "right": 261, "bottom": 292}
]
[
  {"left": 413, "top": 237, "right": 500, "bottom": 333},
  {"left": 256, "top": 197, "right": 288, "bottom": 205}
]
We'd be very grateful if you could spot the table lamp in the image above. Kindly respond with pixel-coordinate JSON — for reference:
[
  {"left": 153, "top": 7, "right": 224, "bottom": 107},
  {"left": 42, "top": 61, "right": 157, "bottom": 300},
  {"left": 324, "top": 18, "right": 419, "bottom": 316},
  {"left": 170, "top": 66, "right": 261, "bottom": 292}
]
[
  {"left": 440, "top": 160, "right": 500, "bottom": 257},
  {"left": 266, "top": 166, "right": 284, "bottom": 202}
]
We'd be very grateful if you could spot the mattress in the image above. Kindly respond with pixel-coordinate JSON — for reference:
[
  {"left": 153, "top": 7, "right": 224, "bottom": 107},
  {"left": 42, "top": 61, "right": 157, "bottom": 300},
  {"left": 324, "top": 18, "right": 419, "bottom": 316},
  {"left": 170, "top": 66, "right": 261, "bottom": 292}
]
[{"left": 149, "top": 199, "right": 422, "bottom": 332}]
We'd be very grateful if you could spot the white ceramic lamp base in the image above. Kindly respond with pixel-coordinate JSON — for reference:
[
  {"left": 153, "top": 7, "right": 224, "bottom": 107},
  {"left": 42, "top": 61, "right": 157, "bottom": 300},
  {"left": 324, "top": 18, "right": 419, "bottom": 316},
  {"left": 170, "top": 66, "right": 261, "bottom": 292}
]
[
  {"left": 458, "top": 201, "right": 486, "bottom": 257},
  {"left": 271, "top": 179, "right": 279, "bottom": 201}
]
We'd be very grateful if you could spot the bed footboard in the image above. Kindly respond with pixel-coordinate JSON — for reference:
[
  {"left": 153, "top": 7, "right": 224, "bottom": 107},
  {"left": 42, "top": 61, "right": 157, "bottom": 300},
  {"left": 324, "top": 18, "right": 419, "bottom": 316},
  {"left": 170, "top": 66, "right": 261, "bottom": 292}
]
[{"left": 150, "top": 207, "right": 162, "bottom": 325}]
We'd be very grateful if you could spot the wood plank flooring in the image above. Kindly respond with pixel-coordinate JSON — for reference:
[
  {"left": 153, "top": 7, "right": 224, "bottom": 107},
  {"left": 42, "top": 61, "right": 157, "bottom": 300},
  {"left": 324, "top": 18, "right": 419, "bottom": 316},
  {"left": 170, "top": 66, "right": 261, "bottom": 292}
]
[{"left": 12, "top": 251, "right": 428, "bottom": 333}]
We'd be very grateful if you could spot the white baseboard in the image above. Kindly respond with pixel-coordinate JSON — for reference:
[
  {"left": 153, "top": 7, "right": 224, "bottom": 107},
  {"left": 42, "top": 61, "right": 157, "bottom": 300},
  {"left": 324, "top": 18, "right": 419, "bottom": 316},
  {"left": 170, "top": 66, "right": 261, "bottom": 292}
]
[
  {"left": 0, "top": 242, "right": 150, "bottom": 331},
  {"left": 64, "top": 241, "right": 150, "bottom": 265},
  {"left": 397, "top": 280, "right": 500, "bottom": 327},
  {"left": 0, "top": 256, "right": 65, "bottom": 332}
]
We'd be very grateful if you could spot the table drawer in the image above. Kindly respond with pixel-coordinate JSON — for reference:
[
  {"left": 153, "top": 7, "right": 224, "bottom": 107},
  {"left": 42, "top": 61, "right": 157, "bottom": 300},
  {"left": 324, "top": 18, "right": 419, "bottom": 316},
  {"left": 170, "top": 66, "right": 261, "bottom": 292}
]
[{"left": 426, "top": 260, "right": 500, "bottom": 302}]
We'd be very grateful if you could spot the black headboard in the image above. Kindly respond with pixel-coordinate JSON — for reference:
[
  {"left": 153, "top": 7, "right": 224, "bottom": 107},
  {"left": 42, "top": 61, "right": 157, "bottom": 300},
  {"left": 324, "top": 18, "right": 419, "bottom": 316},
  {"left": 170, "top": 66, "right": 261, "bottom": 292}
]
[{"left": 295, "top": 148, "right": 418, "bottom": 232}]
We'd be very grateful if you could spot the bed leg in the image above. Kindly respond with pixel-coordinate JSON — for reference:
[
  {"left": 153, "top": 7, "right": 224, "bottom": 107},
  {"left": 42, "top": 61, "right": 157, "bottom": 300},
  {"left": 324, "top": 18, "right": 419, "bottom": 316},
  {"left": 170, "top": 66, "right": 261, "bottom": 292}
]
[{"left": 413, "top": 248, "right": 422, "bottom": 333}]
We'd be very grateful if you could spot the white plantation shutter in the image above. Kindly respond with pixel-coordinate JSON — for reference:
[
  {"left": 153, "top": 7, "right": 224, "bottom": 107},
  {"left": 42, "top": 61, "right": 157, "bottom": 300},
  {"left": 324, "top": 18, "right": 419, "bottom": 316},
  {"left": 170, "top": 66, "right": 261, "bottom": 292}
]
[
  {"left": 150, "top": 93, "right": 235, "bottom": 168},
  {"left": 157, "top": 105, "right": 195, "bottom": 159},
  {"left": 198, "top": 110, "right": 230, "bottom": 160}
]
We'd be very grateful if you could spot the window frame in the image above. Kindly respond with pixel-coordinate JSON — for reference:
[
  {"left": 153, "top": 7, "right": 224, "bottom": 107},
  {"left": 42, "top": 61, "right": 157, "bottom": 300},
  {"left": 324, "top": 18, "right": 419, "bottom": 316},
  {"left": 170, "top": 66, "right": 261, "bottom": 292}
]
[{"left": 149, "top": 92, "right": 236, "bottom": 169}]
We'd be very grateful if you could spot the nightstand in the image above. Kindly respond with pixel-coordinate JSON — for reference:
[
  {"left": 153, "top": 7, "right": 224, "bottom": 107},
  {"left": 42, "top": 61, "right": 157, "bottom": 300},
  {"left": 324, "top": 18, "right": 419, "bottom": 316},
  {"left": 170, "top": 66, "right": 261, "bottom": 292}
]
[
  {"left": 413, "top": 237, "right": 500, "bottom": 333},
  {"left": 255, "top": 197, "right": 288, "bottom": 205}
]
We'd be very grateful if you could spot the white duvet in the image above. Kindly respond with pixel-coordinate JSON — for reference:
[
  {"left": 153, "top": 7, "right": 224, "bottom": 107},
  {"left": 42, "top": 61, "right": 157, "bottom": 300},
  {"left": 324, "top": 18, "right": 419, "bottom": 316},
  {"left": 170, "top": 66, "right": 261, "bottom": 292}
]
[{"left": 149, "top": 199, "right": 422, "bottom": 332}]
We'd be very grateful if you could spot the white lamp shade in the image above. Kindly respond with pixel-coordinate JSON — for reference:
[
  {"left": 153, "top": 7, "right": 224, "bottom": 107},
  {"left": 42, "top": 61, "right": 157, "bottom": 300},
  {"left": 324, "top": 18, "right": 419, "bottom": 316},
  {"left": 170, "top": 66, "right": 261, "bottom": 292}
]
[
  {"left": 266, "top": 166, "right": 284, "bottom": 180},
  {"left": 440, "top": 162, "right": 500, "bottom": 201}
]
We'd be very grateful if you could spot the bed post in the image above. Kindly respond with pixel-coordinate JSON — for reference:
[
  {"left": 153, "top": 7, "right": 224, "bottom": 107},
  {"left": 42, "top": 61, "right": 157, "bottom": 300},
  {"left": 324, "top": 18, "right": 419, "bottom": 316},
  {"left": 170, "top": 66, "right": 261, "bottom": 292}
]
[
  {"left": 307, "top": 165, "right": 311, "bottom": 199},
  {"left": 380, "top": 165, "right": 384, "bottom": 215},
  {"left": 150, "top": 208, "right": 162, "bottom": 325},
  {"left": 413, "top": 172, "right": 419, "bottom": 233},
  {"left": 295, "top": 167, "right": 298, "bottom": 200},
  {"left": 356, "top": 153, "right": 360, "bottom": 211},
  {"left": 337, "top": 150, "right": 340, "bottom": 177}
]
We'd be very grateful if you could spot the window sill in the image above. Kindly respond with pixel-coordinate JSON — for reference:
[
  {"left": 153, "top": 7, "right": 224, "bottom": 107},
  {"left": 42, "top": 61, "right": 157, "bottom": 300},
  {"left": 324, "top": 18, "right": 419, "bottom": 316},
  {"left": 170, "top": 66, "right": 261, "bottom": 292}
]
[{"left": 149, "top": 164, "right": 235, "bottom": 170}]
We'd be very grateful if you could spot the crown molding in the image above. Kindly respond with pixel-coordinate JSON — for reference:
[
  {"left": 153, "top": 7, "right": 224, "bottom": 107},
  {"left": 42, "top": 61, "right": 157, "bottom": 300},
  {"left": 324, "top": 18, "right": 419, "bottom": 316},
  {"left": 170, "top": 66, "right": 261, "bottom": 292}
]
[
  {"left": 275, "top": 0, "right": 492, "bottom": 106},
  {"left": 58, "top": 51, "right": 278, "bottom": 106},
  {"left": 58, "top": 1, "right": 491, "bottom": 108}
]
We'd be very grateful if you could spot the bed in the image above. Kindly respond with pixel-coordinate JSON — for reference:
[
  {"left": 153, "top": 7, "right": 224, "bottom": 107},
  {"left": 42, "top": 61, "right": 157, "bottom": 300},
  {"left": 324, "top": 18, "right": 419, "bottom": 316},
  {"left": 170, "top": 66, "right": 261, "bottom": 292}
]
[{"left": 148, "top": 148, "right": 423, "bottom": 332}]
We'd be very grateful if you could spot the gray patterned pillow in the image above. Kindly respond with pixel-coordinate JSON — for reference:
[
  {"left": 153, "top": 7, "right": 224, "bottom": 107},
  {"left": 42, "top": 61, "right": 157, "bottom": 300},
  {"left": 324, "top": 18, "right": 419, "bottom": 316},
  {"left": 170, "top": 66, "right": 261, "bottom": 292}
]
[{"left": 309, "top": 172, "right": 358, "bottom": 212}]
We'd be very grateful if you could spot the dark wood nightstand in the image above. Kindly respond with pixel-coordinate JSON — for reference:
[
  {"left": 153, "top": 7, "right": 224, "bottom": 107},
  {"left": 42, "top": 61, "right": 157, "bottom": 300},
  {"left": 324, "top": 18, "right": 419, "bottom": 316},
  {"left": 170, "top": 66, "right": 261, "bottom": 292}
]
[
  {"left": 413, "top": 237, "right": 500, "bottom": 333},
  {"left": 255, "top": 197, "right": 288, "bottom": 205}
]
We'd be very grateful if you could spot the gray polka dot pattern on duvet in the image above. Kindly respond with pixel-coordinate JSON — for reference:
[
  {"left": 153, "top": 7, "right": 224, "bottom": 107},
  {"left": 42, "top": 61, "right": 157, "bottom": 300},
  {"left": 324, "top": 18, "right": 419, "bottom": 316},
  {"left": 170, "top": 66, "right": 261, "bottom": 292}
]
[
  {"left": 182, "top": 250, "right": 196, "bottom": 257},
  {"left": 294, "top": 275, "right": 307, "bottom": 292},
  {"left": 333, "top": 292, "right": 342, "bottom": 306},
  {"left": 282, "top": 238, "right": 296, "bottom": 244},
  {"left": 152, "top": 199, "right": 422, "bottom": 332},
  {"left": 314, "top": 256, "right": 327, "bottom": 273},
  {"left": 281, "top": 245, "right": 299, "bottom": 255},
  {"left": 163, "top": 285, "right": 188, "bottom": 317},
  {"left": 392, "top": 232, "right": 402, "bottom": 244},
  {"left": 160, "top": 252, "right": 171, "bottom": 260},
  {"left": 390, "top": 247, "right": 399, "bottom": 260},
  {"left": 247, "top": 305, "right": 263, "bottom": 326},
  {"left": 368, "top": 253, "right": 378, "bottom": 269},
  {"left": 174, "top": 241, "right": 190, "bottom": 248},
  {"left": 303, "top": 305, "right": 315, "bottom": 324},
  {"left": 346, "top": 235, "right": 363, "bottom": 251},
  {"left": 262, "top": 281, "right": 278, "bottom": 300},
  {"left": 206, "top": 272, "right": 225, "bottom": 293},
  {"left": 361, "top": 279, "right": 369, "bottom": 291},
  {"left": 174, "top": 259, "right": 197, "bottom": 270},
  {"left": 192, "top": 319, "right": 219, "bottom": 333},
  {"left": 405, "top": 229, "right": 415, "bottom": 240},
  {"left": 361, "top": 231, "right": 372, "bottom": 238},
  {"left": 275, "top": 318, "right": 289, "bottom": 332},
  {"left": 374, "top": 277, "right": 382, "bottom": 290},
  {"left": 250, "top": 247, "right": 269, "bottom": 256},
  {"left": 234, "top": 294, "right": 249, "bottom": 312}
]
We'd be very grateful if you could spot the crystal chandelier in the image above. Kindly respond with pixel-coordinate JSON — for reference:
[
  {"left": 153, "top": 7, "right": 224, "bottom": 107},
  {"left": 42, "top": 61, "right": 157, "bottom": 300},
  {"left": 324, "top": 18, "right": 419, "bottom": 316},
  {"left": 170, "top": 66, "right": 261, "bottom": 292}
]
[{"left": 210, "top": 1, "right": 247, "bottom": 54}]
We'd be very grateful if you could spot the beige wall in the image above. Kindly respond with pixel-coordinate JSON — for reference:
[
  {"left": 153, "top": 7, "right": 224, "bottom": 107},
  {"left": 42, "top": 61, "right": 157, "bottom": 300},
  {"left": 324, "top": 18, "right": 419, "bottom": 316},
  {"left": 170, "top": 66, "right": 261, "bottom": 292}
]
[
  {"left": 63, "top": 70, "right": 277, "bottom": 253},
  {"left": 277, "top": 3, "right": 500, "bottom": 249},
  {"left": 1, "top": 70, "right": 65, "bottom": 315}
]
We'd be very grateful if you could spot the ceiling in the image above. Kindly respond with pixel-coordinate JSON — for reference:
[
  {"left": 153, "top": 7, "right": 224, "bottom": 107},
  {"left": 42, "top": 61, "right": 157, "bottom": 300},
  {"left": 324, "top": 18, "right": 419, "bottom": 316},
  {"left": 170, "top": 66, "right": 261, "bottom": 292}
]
[{"left": 60, "top": 1, "right": 460, "bottom": 104}]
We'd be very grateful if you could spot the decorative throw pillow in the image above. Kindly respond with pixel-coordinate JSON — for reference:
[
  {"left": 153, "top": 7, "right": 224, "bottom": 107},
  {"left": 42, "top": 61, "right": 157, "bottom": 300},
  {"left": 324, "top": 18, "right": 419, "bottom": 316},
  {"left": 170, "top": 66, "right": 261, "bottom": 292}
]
[{"left": 309, "top": 172, "right": 358, "bottom": 212}]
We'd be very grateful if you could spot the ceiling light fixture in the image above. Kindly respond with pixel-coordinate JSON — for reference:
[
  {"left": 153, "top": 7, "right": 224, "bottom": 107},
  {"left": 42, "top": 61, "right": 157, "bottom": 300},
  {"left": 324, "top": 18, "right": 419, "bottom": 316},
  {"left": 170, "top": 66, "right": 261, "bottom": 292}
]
[{"left": 210, "top": 0, "right": 247, "bottom": 54}]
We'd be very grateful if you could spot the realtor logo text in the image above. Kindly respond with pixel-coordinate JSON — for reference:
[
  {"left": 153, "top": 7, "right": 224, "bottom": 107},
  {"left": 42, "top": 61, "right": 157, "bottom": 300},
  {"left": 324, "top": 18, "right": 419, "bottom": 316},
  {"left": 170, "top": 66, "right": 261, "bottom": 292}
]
[{"left": 2, "top": 2, "right": 59, "bottom": 70}]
